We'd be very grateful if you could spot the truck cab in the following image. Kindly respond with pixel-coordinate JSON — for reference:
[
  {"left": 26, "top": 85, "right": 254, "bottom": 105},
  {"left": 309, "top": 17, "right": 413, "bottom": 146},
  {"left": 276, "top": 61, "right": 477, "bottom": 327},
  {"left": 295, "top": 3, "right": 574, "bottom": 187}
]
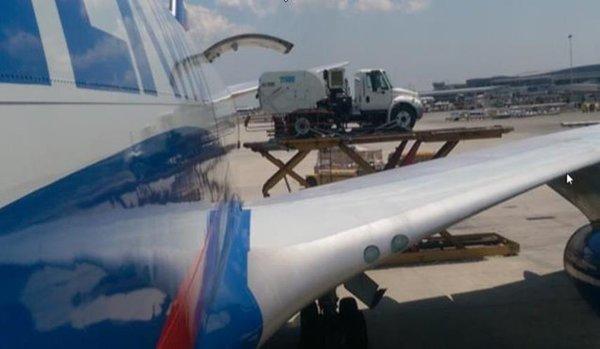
[
  {"left": 355, "top": 69, "right": 393, "bottom": 111},
  {"left": 354, "top": 69, "right": 423, "bottom": 129}
]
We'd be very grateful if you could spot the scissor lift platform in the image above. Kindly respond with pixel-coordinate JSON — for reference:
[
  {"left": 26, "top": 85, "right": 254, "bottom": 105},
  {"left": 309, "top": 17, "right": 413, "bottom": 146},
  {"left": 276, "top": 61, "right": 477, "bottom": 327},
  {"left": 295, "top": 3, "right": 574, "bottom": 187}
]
[
  {"left": 244, "top": 125, "right": 514, "bottom": 197},
  {"left": 380, "top": 231, "right": 520, "bottom": 267},
  {"left": 244, "top": 125, "right": 520, "bottom": 265}
]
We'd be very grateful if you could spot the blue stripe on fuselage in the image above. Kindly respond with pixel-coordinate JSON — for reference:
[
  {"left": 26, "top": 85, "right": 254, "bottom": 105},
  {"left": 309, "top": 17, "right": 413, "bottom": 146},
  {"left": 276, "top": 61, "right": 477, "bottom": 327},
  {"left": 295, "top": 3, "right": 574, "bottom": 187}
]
[
  {"left": 0, "top": 127, "right": 223, "bottom": 236},
  {"left": 0, "top": 264, "right": 167, "bottom": 349},
  {"left": 0, "top": 0, "right": 50, "bottom": 86},
  {"left": 0, "top": 0, "right": 199, "bottom": 99},
  {"left": 174, "top": 0, "right": 188, "bottom": 30},
  {"left": 117, "top": 0, "right": 158, "bottom": 96},
  {"left": 56, "top": 0, "right": 140, "bottom": 93},
  {"left": 168, "top": 21, "right": 199, "bottom": 101},
  {"left": 150, "top": 0, "right": 190, "bottom": 100},
  {"left": 0, "top": 124, "right": 232, "bottom": 347},
  {"left": 132, "top": 0, "right": 181, "bottom": 98},
  {"left": 195, "top": 202, "right": 263, "bottom": 348}
]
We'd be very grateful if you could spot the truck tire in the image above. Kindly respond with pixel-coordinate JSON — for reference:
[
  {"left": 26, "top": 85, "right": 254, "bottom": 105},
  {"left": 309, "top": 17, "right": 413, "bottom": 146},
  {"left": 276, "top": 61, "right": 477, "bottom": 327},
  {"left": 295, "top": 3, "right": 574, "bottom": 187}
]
[
  {"left": 391, "top": 104, "right": 417, "bottom": 131},
  {"left": 294, "top": 116, "right": 312, "bottom": 137},
  {"left": 306, "top": 175, "right": 319, "bottom": 187}
]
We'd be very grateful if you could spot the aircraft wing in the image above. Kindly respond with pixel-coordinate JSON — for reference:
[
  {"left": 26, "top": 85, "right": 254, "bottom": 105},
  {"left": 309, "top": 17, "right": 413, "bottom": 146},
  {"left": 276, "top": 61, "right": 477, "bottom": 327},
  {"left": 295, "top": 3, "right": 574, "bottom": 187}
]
[
  {"left": 247, "top": 124, "right": 600, "bottom": 343},
  {"left": 309, "top": 61, "right": 350, "bottom": 74},
  {"left": 207, "top": 81, "right": 260, "bottom": 110},
  {"left": 228, "top": 82, "right": 259, "bottom": 98},
  {"left": 227, "top": 81, "right": 259, "bottom": 109}
]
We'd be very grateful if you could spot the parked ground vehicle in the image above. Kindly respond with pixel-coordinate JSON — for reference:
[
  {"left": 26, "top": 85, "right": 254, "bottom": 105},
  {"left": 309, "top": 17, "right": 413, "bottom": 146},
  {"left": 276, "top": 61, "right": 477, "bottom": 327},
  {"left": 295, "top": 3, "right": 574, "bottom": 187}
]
[{"left": 258, "top": 65, "right": 424, "bottom": 138}]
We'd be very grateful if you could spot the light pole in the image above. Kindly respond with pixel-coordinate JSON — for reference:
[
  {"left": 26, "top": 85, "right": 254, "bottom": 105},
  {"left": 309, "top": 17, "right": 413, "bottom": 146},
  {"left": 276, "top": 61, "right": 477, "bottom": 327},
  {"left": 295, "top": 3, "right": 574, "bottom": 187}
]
[{"left": 568, "top": 34, "right": 574, "bottom": 85}]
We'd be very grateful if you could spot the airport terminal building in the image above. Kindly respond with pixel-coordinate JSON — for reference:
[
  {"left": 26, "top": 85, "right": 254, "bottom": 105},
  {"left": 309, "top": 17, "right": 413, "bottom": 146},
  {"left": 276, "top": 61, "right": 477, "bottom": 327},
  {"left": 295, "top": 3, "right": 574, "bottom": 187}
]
[{"left": 423, "top": 64, "right": 600, "bottom": 109}]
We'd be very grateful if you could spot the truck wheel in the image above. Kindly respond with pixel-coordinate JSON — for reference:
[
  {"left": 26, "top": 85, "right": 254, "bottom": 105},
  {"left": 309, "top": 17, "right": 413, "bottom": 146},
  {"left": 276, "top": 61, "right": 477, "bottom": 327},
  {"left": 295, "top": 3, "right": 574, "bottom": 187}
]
[
  {"left": 391, "top": 104, "right": 417, "bottom": 131},
  {"left": 294, "top": 116, "right": 312, "bottom": 137},
  {"left": 306, "top": 175, "right": 319, "bottom": 187}
]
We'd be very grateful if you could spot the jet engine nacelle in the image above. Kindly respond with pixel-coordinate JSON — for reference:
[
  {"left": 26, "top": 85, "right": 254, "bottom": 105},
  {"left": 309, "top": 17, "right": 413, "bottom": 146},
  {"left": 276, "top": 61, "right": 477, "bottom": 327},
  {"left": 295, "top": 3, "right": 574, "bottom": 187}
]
[{"left": 564, "top": 223, "right": 600, "bottom": 311}]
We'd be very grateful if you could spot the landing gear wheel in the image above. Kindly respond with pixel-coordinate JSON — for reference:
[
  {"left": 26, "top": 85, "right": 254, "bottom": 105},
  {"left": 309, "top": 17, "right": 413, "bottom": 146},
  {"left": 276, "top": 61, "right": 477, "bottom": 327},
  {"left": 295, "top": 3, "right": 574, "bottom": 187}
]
[
  {"left": 391, "top": 104, "right": 417, "bottom": 131},
  {"left": 299, "top": 302, "right": 322, "bottom": 348},
  {"left": 300, "top": 296, "right": 369, "bottom": 349},
  {"left": 294, "top": 117, "right": 312, "bottom": 138},
  {"left": 339, "top": 297, "right": 368, "bottom": 349}
]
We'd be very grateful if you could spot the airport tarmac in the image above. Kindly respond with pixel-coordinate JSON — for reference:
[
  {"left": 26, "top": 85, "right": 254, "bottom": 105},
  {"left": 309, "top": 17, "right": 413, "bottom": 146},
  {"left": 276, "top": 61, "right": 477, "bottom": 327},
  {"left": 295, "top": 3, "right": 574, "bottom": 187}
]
[{"left": 229, "top": 111, "right": 600, "bottom": 348}]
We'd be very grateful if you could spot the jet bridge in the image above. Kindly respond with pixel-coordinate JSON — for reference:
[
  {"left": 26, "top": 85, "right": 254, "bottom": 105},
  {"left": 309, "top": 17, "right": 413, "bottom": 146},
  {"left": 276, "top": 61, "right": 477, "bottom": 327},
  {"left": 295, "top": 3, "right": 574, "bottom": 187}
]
[{"left": 244, "top": 125, "right": 521, "bottom": 265}]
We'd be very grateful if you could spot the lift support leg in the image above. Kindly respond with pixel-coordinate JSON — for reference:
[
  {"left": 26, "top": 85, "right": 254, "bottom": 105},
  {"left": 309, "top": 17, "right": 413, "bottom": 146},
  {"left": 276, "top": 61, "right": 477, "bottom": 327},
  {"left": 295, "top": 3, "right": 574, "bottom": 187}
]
[
  {"left": 261, "top": 149, "right": 310, "bottom": 197},
  {"left": 338, "top": 143, "right": 376, "bottom": 175}
]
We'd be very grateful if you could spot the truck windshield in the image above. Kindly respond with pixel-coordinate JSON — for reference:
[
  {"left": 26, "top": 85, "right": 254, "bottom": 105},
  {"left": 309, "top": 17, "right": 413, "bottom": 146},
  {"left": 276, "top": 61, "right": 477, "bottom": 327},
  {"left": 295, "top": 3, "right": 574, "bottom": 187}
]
[
  {"left": 369, "top": 71, "right": 389, "bottom": 91},
  {"left": 382, "top": 71, "right": 393, "bottom": 89}
]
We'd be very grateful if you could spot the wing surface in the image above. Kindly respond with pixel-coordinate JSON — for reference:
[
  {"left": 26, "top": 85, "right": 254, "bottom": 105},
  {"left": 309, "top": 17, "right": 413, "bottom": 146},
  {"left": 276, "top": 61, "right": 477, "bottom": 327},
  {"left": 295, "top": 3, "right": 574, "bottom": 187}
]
[
  {"left": 247, "top": 125, "right": 600, "bottom": 342},
  {"left": 309, "top": 61, "right": 350, "bottom": 73},
  {"left": 250, "top": 125, "right": 600, "bottom": 247}
]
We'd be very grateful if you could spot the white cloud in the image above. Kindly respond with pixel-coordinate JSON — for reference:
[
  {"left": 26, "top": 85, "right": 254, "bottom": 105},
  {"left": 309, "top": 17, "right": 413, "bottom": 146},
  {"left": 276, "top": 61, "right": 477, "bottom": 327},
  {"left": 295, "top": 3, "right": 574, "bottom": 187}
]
[
  {"left": 182, "top": 0, "right": 430, "bottom": 46},
  {"left": 293, "top": 0, "right": 350, "bottom": 11},
  {"left": 355, "top": 0, "right": 432, "bottom": 13},
  {"left": 355, "top": 0, "right": 395, "bottom": 12},
  {"left": 185, "top": 3, "right": 253, "bottom": 45},
  {"left": 216, "top": 0, "right": 430, "bottom": 14},
  {"left": 216, "top": 0, "right": 276, "bottom": 16}
]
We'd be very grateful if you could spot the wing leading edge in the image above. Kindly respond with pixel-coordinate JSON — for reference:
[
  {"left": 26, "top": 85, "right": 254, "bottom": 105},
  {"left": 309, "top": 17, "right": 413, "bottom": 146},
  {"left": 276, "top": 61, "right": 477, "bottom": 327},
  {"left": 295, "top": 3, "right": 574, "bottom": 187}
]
[{"left": 247, "top": 125, "right": 600, "bottom": 343}]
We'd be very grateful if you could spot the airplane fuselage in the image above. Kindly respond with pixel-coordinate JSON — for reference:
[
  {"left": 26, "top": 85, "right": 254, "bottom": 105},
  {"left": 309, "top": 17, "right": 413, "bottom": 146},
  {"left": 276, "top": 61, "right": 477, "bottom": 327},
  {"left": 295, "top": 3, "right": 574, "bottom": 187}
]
[{"left": 0, "top": 0, "right": 256, "bottom": 347}]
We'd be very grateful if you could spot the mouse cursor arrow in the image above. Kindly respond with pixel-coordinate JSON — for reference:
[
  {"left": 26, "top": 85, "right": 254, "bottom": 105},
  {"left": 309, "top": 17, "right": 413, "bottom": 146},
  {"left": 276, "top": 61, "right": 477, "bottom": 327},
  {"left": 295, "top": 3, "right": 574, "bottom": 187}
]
[{"left": 566, "top": 174, "right": 574, "bottom": 185}]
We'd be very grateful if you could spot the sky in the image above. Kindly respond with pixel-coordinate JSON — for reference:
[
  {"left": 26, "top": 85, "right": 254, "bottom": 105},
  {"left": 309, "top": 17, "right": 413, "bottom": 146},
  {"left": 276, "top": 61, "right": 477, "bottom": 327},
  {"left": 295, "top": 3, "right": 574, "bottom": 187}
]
[{"left": 186, "top": 0, "right": 600, "bottom": 91}]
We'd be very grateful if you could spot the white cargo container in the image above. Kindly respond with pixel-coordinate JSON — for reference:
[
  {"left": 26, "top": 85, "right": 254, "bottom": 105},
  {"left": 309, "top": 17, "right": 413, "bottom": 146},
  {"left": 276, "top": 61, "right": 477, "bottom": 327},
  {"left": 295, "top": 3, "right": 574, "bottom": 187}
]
[{"left": 258, "top": 71, "right": 327, "bottom": 114}]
